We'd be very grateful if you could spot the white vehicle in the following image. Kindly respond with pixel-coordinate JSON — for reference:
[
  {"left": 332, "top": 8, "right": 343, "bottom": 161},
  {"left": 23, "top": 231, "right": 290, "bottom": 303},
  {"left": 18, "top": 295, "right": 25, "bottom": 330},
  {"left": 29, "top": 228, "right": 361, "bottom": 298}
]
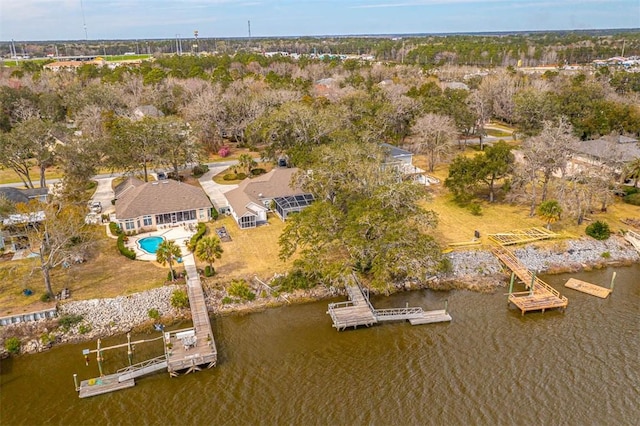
[{"left": 90, "top": 201, "right": 102, "bottom": 213}]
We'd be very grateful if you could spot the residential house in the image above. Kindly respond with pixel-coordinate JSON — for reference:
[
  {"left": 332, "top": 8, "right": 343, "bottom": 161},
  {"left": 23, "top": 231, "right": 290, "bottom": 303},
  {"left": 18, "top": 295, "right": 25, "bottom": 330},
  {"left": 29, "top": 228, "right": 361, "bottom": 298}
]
[
  {"left": 224, "top": 167, "right": 314, "bottom": 229},
  {"left": 115, "top": 179, "right": 212, "bottom": 233},
  {"left": 569, "top": 135, "right": 640, "bottom": 175},
  {"left": 0, "top": 187, "right": 48, "bottom": 252}
]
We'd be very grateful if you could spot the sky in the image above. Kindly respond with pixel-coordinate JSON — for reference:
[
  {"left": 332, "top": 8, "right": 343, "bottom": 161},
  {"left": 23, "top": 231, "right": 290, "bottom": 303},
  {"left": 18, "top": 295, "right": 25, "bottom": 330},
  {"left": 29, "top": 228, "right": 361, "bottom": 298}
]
[{"left": 1, "top": 0, "right": 639, "bottom": 41}]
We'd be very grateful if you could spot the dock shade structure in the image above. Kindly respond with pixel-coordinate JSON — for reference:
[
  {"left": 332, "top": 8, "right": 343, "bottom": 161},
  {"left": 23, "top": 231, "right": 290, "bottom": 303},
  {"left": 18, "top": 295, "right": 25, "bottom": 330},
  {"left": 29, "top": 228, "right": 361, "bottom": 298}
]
[{"left": 273, "top": 194, "right": 315, "bottom": 220}]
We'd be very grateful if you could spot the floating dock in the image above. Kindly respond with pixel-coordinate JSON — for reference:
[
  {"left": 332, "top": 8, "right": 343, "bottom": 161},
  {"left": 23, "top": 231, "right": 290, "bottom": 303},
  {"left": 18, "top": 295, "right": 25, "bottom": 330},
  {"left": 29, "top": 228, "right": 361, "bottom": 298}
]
[
  {"left": 564, "top": 278, "right": 612, "bottom": 299},
  {"left": 327, "top": 276, "right": 451, "bottom": 331},
  {"left": 78, "top": 374, "right": 135, "bottom": 399}
]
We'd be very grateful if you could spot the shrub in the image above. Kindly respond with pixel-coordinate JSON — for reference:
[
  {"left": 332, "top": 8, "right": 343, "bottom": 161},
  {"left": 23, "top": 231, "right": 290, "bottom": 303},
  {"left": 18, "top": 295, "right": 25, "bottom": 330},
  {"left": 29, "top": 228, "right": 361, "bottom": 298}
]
[
  {"left": 171, "top": 289, "right": 189, "bottom": 309},
  {"left": 218, "top": 146, "right": 231, "bottom": 157},
  {"left": 167, "top": 270, "right": 177, "bottom": 281},
  {"left": 235, "top": 173, "right": 247, "bottom": 180},
  {"left": 109, "top": 222, "right": 122, "bottom": 236},
  {"left": 148, "top": 308, "right": 160, "bottom": 320},
  {"left": 188, "top": 222, "right": 207, "bottom": 250},
  {"left": 601, "top": 251, "right": 611, "bottom": 259},
  {"left": 227, "top": 279, "right": 256, "bottom": 301},
  {"left": 223, "top": 173, "right": 237, "bottom": 181},
  {"left": 221, "top": 296, "right": 234, "bottom": 304},
  {"left": 58, "top": 314, "right": 83, "bottom": 331},
  {"left": 40, "top": 333, "right": 55, "bottom": 346},
  {"left": 271, "top": 270, "right": 311, "bottom": 292},
  {"left": 192, "top": 164, "right": 209, "bottom": 178},
  {"left": 204, "top": 265, "right": 215, "bottom": 277},
  {"left": 211, "top": 207, "right": 219, "bottom": 220},
  {"left": 586, "top": 220, "right": 611, "bottom": 240},
  {"left": 623, "top": 193, "right": 640, "bottom": 206},
  {"left": 469, "top": 203, "right": 482, "bottom": 216},
  {"left": 117, "top": 235, "right": 136, "bottom": 260},
  {"left": 4, "top": 337, "right": 21, "bottom": 354},
  {"left": 251, "top": 168, "right": 266, "bottom": 176},
  {"left": 40, "top": 293, "right": 50, "bottom": 302},
  {"left": 78, "top": 324, "right": 92, "bottom": 334}
]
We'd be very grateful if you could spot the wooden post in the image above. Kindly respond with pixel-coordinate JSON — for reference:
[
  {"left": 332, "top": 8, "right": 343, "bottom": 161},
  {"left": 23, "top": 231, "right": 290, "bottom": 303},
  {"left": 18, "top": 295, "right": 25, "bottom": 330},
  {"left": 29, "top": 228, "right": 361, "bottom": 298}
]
[
  {"left": 444, "top": 299, "right": 448, "bottom": 314},
  {"left": 96, "top": 339, "right": 104, "bottom": 377},
  {"left": 530, "top": 272, "right": 536, "bottom": 295},
  {"left": 508, "top": 272, "right": 515, "bottom": 295},
  {"left": 73, "top": 373, "right": 79, "bottom": 391},
  {"left": 610, "top": 272, "right": 617, "bottom": 292},
  {"left": 127, "top": 332, "right": 133, "bottom": 366}
]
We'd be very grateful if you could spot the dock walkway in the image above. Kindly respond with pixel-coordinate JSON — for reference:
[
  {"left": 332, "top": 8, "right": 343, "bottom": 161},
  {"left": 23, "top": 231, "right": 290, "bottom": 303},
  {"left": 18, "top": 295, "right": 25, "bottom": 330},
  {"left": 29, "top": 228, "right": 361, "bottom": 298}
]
[
  {"left": 164, "top": 254, "right": 217, "bottom": 375},
  {"left": 624, "top": 230, "right": 640, "bottom": 253}
]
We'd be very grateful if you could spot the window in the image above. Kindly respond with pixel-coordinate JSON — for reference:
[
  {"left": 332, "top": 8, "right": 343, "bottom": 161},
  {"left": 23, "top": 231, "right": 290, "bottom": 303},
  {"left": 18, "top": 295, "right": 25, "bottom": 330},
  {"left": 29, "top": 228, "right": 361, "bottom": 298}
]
[
  {"left": 143, "top": 215, "right": 152, "bottom": 226},
  {"left": 124, "top": 219, "right": 135, "bottom": 230},
  {"left": 239, "top": 215, "right": 256, "bottom": 229}
]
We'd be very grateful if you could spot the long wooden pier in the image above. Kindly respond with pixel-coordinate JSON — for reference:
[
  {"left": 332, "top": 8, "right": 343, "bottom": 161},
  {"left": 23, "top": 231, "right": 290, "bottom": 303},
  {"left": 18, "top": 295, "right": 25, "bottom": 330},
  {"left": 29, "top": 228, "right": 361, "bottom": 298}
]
[
  {"left": 492, "top": 245, "right": 568, "bottom": 315},
  {"left": 164, "top": 254, "right": 217, "bottom": 375},
  {"left": 77, "top": 254, "right": 217, "bottom": 397},
  {"left": 327, "top": 276, "right": 451, "bottom": 331}
]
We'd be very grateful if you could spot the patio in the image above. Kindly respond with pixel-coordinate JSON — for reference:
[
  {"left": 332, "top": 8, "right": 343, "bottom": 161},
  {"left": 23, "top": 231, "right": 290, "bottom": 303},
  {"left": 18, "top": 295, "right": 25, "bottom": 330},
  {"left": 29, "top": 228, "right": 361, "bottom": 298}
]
[{"left": 125, "top": 225, "right": 196, "bottom": 262}]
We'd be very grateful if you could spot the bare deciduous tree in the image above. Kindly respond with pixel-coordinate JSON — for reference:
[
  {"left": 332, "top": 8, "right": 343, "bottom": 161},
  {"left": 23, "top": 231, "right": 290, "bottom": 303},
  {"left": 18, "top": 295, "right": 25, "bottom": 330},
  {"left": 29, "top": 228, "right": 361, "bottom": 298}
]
[{"left": 408, "top": 113, "right": 457, "bottom": 172}]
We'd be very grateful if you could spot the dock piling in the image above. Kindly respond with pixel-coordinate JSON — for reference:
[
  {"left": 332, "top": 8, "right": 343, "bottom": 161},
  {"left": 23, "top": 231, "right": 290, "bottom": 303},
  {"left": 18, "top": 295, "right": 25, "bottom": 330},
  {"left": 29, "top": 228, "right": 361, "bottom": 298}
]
[
  {"left": 73, "top": 373, "right": 79, "bottom": 391},
  {"left": 610, "top": 272, "right": 617, "bottom": 292},
  {"left": 127, "top": 332, "right": 133, "bottom": 365}
]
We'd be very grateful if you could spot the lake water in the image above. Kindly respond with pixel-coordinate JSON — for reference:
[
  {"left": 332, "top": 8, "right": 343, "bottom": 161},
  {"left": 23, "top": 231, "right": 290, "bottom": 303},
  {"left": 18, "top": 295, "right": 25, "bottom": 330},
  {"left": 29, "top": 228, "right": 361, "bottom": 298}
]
[{"left": 1, "top": 265, "right": 638, "bottom": 425}]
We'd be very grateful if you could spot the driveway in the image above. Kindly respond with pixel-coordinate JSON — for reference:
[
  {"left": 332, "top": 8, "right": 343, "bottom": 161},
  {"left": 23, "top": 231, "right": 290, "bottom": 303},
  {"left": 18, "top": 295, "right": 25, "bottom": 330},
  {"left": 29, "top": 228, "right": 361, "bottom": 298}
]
[
  {"left": 199, "top": 161, "right": 239, "bottom": 211},
  {"left": 90, "top": 176, "right": 116, "bottom": 215}
]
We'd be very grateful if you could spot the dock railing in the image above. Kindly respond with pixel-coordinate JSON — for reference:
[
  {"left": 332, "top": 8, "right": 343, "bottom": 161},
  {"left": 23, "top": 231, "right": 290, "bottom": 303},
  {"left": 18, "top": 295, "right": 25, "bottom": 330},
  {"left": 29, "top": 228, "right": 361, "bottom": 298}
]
[
  {"left": 117, "top": 355, "right": 167, "bottom": 375},
  {"left": 374, "top": 307, "right": 424, "bottom": 321}
]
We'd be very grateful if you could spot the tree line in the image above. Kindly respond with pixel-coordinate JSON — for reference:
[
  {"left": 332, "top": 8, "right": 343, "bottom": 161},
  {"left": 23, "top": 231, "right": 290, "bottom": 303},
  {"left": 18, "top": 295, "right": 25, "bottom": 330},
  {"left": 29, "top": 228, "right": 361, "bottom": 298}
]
[{"left": 1, "top": 39, "right": 639, "bottom": 291}]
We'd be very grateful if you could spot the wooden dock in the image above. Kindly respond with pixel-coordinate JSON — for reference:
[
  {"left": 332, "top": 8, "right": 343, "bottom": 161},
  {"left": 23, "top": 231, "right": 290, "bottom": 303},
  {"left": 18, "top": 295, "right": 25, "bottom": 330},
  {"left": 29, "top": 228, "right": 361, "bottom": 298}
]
[
  {"left": 327, "top": 284, "right": 378, "bottom": 330},
  {"left": 165, "top": 254, "right": 217, "bottom": 375},
  {"left": 624, "top": 230, "right": 640, "bottom": 253},
  {"left": 76, "top": 254, "right": 218, "bottom": 398},
  {"left": 327, "top": 276, "right": 452, "bottom": 330},
  {"left": 565, "top": 278, "right": 612, "bottom": 298},
  {"left": 492, "top": 245, "right": 568, "bottom": 315},
  {"left": 488, "top": 227, "right": 558, "bottom": 246},
  {"left": 78, "top": 374, "right": 135, "bottom": 398}
]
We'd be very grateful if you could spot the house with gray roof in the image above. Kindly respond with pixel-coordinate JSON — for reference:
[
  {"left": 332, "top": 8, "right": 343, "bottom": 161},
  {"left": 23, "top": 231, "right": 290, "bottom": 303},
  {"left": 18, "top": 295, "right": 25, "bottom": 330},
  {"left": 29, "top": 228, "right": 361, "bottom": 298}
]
[
  {"left": 115, "top": 180, "right": 212, "bottom": 233},
  {"left": 572, "top": 136, "right": 640, "bottom": 168},
  {"left": 0, "top": 187, "right": 48, "bottom": 251},
  {"left": 224, "top": 167, "right": 314, "bottom": 229},
  {"left": 0, "top": 187, "right": 48, "bottom": 205}
]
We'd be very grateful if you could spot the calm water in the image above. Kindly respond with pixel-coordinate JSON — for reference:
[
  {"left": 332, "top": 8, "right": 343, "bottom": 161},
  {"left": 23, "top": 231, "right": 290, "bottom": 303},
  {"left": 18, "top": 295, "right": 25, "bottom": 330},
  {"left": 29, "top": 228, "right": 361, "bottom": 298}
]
[{"left": 1, "top": 266, "right": 639, "bottom": 425}]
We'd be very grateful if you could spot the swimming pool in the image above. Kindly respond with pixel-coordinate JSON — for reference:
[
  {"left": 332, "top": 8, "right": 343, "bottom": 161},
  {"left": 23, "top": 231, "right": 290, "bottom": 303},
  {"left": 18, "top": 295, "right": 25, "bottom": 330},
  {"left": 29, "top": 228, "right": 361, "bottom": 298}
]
[{"left": 138, "top": 236, "right": 164, "bottom": 254}]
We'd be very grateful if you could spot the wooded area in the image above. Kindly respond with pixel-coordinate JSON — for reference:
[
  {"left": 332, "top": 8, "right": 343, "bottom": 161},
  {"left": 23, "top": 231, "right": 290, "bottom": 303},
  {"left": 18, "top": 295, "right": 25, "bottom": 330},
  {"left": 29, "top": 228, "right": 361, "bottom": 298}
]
[{"left": 1, "top": 31, "right": 639, "bottom": 291}]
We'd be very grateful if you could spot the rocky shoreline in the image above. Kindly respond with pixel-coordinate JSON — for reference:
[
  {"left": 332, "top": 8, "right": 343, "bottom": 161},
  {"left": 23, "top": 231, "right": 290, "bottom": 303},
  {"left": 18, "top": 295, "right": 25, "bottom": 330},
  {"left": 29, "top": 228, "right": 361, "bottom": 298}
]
[{"left": 1, "top": 236, "right": 637, "bottom": 357}]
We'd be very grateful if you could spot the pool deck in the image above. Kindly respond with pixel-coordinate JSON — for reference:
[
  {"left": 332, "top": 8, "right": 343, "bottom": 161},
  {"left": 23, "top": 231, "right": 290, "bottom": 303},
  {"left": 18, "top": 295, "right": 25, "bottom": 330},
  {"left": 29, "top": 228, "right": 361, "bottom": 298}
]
[{"left": 126, "top": 225, "right": 196, "bottom": 261}]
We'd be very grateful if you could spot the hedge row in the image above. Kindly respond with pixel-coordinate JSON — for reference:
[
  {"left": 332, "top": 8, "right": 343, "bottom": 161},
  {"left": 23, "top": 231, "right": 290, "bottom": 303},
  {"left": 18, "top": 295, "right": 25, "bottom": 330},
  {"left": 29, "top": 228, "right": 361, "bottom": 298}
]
[
  {"left": 188, "top": 222, "right": 207, "bottom": 250},
  {"left": 117, "top": 234, "right": 136, "bottom": 260},
  {"left": 109, "top": 222, "right": 122, "bottom": 236}
]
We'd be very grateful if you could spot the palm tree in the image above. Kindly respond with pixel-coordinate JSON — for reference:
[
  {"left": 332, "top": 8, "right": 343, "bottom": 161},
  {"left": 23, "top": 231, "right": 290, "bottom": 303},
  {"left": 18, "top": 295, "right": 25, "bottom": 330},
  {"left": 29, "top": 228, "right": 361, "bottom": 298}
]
[
  {"left": 156, "top": 239, "right": 182, "bottom": 281},
  {"left": 624, "top": 158, "right": 640, "bottom": 187},
  {"left": 537, "top": 200, "right": 562, "bottom": 230},
  {"left": 195, "top": 236, "right": 223, "bottom": 273}
]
